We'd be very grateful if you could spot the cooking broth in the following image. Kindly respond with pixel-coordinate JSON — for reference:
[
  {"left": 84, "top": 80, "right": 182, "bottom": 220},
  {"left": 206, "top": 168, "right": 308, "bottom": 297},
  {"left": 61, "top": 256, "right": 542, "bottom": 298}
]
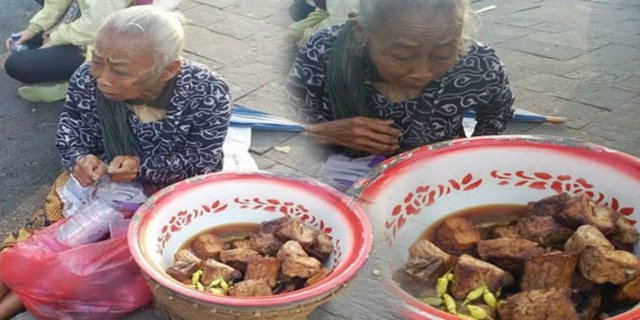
[{"left": 180, "top": 223, "right": 260, "bottom": 251}]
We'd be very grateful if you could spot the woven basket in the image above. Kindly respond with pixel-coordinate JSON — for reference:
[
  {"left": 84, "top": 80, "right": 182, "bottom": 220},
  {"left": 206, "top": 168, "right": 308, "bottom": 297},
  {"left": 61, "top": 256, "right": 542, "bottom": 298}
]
[{"left": 145, "top": 274, "right": 350, "bottom": 320}]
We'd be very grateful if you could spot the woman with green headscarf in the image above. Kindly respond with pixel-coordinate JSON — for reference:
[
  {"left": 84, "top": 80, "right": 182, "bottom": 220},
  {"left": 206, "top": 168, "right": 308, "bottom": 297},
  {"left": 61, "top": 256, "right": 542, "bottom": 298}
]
[{"left": 288, "top": 0, "right": 514, "bottom": 190}]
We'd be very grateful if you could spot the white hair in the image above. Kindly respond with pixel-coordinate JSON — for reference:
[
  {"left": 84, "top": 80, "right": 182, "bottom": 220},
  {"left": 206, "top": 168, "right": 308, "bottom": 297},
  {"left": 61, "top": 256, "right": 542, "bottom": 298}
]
[{"left": 97, "top": 5, "right": 185, "bottom": 71}]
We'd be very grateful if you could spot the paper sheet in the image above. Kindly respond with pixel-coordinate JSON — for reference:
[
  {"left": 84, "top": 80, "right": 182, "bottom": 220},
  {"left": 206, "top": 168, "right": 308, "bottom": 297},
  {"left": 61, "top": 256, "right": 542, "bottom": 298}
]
[{"left": 222, "top": 127, "right": 259, "bottom": 171}]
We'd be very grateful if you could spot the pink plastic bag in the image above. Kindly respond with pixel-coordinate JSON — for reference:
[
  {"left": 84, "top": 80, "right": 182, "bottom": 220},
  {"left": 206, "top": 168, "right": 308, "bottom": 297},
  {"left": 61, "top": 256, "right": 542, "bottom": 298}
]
[{"left": 0, "top": 221, "right": 152, "bottom": 320}]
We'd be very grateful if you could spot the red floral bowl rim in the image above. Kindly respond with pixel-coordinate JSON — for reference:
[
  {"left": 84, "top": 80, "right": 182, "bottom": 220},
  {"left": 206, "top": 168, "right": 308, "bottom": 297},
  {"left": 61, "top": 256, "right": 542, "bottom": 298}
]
[
  {"left": 128, "top": 171, "right": 373, "bottom": 307},
  {"left": 351, "top": 135, "right": 640, "bottom": 319},
  {"left": 352, "top": 135, "right": 640, "bottom": 199}
]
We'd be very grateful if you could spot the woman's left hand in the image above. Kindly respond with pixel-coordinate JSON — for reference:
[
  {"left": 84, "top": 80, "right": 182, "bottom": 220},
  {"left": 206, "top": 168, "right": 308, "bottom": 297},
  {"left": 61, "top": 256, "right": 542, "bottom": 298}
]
[{"left": 107, "top": 156, "right": 140, "bottom": 183}]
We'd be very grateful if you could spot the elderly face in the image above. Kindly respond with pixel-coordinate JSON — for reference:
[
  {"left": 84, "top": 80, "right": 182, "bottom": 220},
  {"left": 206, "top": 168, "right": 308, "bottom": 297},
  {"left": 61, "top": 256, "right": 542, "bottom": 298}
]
[
  {"left": 366, "top": 9, "right": 462, "bottom": 90},
  {"left": 91, "top": 34, "right": 159, "bottom": 102}
]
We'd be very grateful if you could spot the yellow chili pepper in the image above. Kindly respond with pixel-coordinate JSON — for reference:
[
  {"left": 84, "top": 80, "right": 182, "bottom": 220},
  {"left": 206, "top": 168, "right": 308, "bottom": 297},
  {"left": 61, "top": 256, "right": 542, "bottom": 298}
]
[
  {"left": 436, "top": 277, "right": 449, "bottom": 298},
  {"left": 191, "top": 269, "right": 203, "bottom": 286},
  {"left": 446, "top": 272, "right": 454, "bottom": 281},
  {"left": 483, "top": 288, "right": 497, "bottom": 308},
  {"left": 457, "top": 314, "right": 477, "bottom": 320},
  {"left": 220, "top": 278, "right": 229, "bottom": 290},
  {"left": 210, "top": 287, "right": 226, "bottom": 296},
  {"left": 207, "top": 277, "right": 222, "bottom": 289},
  {"left": 443, "top": 293, "right": 457, "bottom": 314},
  {"left": 196, "top": 282, "right": 205, "bottom": 291},
  {"left": 463, "top": 286, "right": 485, "bottom": 305},
  {"left": 467, "top": 305, "right": 487, "bottom": 319}
]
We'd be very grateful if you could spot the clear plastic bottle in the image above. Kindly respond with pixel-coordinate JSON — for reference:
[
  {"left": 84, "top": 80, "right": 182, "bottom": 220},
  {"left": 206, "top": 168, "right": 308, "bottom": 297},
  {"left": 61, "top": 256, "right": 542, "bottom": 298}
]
[{"left": 56, "top": 200, "right": 123, "bottom": 247}]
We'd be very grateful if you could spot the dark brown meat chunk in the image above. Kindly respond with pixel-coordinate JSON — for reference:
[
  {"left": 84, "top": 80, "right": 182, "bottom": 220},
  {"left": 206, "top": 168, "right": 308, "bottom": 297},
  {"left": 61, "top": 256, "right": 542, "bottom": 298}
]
[
  {"left": 491, "top": 224, "right": 520, "bottom": 238},
  {"left": 305, "top": 268, "right": 332, "bottom": 287},
  {"left": 521, "top": 252, "right": 578, "bottom": 293},
  {"left": 219, "top": 248, "right": 261, "bottom": 272},
  {"left": 260, "top": 217, "right": 291, "bottom": 234},
  {"left": 201, "top": 259, "right": 241, "bottom": 285},
  {"left": 304, "top": 231, "right": 334, "bottom": 262},
  {"left": 228, "top": 279, "right": 273, "bottom": 297},
  {"left": 497, "top": 288, "right": 579, "bottom": 320},
  {"left": 449, "top": 254, "right": 514, "bottom": 300},
  {"left": 434, "top": 217, "right": 481, "bottom": 256},
  {"left": 556, "top": 193, "right": 616, "bottom": 235},
  {"left": 613, "top": 274, "right": 640, "bottom": 307},
  {"left": 277, "top": 240, "right": 308, "bottom": 260},
  {"left": 477, "top": 237, "right": 545, "bottom": 274},
  {"left": 276, "top": 219, "right": 319, "bottom": 246},
  {"left": 578, "top": 245, "right": 639, "bottom": 285},
  {"left": 245, "top": 257, "right": 281, "bottom": 288},
  {"left": 517, "top": 215, "right": 574, "bottom": 248},
  {"left": 527, "top": 193, "right": 571, "bottom": 216},
  {"left": 394, "top": 239, "right": 456, "bottom": 296},
  {"left": 231, "top": 239, "right": 253, "bottom": 250},
  {"left": 250, "top": 233, "right": 284, "bottom": 256},
  {"left": 564, "top": 225, "right": 614, "bottom": 255},
  {"left": 409, "top": 239, "right": 456, "bottom": 264},
  {"left": 166, "top": 260, "right": 199, "bottom": 283},
  {"left": 610, "top": 216, "right": 640, "bottom": 246},
  {"left": 191, "top": 234, "right": 225, "bottom": 260},
  {"left": 571, "top": 274, "right": 602, "bottom": 320},
  {"left": 281, "top": 255, "right": 321, "bottom": 278}
]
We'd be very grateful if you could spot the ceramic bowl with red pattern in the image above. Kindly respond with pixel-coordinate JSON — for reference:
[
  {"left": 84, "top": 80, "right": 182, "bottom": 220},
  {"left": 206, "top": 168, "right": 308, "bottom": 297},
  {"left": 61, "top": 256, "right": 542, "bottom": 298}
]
[
  {"left": 351, "top": 135, "right": 640, "bottom": 320},
  {"left": 128, "top": 172, "right": 372, "bottom": 320}
]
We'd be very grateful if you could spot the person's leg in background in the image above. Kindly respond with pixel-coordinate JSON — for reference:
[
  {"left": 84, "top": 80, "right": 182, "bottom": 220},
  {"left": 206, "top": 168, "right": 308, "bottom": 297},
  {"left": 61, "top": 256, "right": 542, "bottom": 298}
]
[{"left": 5, "top": 44, "right": 84, "bottom": 102}]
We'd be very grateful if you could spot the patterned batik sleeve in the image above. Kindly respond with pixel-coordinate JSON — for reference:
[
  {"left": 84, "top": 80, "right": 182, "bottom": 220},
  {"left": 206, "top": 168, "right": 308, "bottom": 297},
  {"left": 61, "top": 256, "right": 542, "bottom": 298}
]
[
  {"left": 56, "top": 63, "right": 102, "bottom": 171},
  {"left": 287, "top": 28, "right": 335, "bottom": 124},
  {"left": 472, "top": 55, "right": 516, "bottom": 136},
  {"left": 138, "top": 77, "right": 232, "bottom": 185}
]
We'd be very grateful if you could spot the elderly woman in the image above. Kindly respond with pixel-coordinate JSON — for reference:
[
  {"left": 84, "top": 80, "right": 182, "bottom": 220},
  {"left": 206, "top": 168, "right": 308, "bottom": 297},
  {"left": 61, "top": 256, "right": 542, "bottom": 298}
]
[
  {"left": 0, "top": 6, "right": 231, "bottom": 318},
  {"left": 288, "top": 0, "right": 515, "bottom": 190}
]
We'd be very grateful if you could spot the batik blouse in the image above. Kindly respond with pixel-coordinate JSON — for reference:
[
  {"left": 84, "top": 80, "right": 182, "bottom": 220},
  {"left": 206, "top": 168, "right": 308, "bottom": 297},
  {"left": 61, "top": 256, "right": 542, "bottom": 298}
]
[
  {"left": 56, "top": 59, "right": 231, "bottom": 186},
  {"left": 288, "top": 25, "right": 515, "bottom": 152}
]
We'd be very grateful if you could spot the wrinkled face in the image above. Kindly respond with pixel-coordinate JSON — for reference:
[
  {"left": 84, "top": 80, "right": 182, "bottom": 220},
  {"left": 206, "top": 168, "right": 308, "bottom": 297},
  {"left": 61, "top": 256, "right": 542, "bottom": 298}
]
[
  {"left": 366, "top": 9, "right": 462, "bottom": 90},
  {"left": 91, "top": 34, "right": 158, "bottom": 101}
]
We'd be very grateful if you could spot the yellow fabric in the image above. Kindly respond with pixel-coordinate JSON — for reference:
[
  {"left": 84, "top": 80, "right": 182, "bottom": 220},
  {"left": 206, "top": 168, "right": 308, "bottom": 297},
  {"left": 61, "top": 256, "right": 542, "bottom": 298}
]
[
  {"left": 48, "top": 0, "right": 133, "bottom": 47},
  {"left": 28, "top": 0, "right": 74, "bottom": 34},
  {"left": 0, "top": 172, "right": 69, "bottom": 252}
]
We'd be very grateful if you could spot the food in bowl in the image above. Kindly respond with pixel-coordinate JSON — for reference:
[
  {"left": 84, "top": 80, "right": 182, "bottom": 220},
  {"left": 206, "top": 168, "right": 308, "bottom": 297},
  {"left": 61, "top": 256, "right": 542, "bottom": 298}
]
[
  {"left": 393, "top": 192, "right": 640, "bottom": 320},
  {"left": 165, "top": 217, "right": 333, "bottom": 297}
]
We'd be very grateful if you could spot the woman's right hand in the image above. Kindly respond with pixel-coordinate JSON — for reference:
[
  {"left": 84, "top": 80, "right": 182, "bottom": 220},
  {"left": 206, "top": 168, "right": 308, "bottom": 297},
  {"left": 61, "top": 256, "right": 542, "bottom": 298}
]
[
  {"left": 4, "top": 28, "right": 36, "bottom": 51},
  {"left": 73, "top": 154, "right": 107, "bottom": 187},
  {"left": 305, "top": 117, "right": 401, "bottom": 155}
]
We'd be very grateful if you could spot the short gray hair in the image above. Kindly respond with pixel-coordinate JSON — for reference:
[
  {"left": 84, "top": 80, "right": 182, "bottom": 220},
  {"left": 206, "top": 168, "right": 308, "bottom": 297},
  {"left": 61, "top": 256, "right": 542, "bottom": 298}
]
[
  {"left": 358, "top": 0, "right": 475, "bottom": 57},
  {"left": 97, "top": 6, "right": 185, "bottom": 70}
]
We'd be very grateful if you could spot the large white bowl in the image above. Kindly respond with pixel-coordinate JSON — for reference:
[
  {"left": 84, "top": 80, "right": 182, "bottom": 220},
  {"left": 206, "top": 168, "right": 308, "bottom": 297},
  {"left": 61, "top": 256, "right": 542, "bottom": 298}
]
[
  {"left": 128, "top": 172, "right": 372, "bottom": 320},
  {"left": 352, "top": 135, "right": 640, "bottom": 320}
]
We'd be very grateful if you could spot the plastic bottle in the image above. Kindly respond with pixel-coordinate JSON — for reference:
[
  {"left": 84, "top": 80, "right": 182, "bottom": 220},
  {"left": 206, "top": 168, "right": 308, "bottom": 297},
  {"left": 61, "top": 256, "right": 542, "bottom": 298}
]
[
  {"left": 9, "top": 33, "right": 27, "bottom": 52},
  {"left": 56, "top": 200, "right": 123, "bottom": 247}
]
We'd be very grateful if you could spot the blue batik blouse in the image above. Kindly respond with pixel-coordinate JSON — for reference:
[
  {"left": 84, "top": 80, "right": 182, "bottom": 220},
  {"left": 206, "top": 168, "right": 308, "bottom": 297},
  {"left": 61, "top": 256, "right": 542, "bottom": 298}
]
[
  {"left": 56, "top": 59, "right": 231, "bottom": 186},
  {"left": 288, "top": 25, "right": 515, "bottom": 152}
]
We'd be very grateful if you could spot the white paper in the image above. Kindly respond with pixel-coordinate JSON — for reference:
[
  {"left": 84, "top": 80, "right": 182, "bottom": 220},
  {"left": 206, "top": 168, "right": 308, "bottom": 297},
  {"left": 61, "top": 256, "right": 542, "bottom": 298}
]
[{"left": 222, "top": 127, "right": 259, "bottom": 172}]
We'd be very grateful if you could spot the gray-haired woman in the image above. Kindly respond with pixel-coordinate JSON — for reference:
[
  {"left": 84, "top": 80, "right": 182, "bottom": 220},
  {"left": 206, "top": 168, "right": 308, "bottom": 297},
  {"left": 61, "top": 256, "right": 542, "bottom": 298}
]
[
  {"left": 0, "top": 6, "right": 231, "bottom": 318},
  {"left": 287, "top": 0, "right": 515, "bottom": 190}
]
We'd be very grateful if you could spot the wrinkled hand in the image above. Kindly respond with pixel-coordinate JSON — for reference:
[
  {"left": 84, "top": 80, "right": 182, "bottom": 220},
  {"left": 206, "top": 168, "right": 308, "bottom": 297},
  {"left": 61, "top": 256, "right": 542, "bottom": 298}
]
[
  {"left": 39, "top": 33, "right": 52, "bottom": 49},
  {"left": 108, "top": 156, "right": 140, "bottom": 183},
  {"left": 73, "top": 154, "right": 108, "bottom": 187},
  {"left": 305, "top": 117, "right": 401, "bottom": 155},
  {"left": 5, "top": 28, "right": 36, "bottom": 51}
]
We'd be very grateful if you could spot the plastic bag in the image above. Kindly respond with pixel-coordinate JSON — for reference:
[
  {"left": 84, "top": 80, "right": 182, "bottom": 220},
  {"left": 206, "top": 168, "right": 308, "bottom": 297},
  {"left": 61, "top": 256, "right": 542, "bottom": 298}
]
[{"left": 0, "top": 221, "right": 152, "bottom": 320}]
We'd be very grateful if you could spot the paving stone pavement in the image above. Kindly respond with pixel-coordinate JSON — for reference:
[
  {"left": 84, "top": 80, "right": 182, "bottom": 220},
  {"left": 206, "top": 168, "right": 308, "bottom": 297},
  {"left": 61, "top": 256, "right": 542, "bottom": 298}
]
[{"left": 5, "top": 0, "right": 640, "bottom": 319}]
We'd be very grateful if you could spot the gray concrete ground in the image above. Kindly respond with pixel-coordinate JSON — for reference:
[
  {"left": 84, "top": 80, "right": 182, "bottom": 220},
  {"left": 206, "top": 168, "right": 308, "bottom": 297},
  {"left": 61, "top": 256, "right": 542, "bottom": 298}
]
[{"left": 1, "top": 0, "right": 639, "bottom": 319}]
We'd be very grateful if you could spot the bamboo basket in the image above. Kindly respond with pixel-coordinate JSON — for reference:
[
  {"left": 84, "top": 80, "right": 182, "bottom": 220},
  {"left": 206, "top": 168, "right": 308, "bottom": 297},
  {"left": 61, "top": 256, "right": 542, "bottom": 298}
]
[{"left": 145, "top": 273, "right": 350, "bottom": 320}]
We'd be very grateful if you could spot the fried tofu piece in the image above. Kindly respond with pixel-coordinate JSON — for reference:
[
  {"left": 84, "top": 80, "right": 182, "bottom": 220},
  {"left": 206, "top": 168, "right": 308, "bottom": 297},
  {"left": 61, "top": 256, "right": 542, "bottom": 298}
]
[
  {"left": 219, "top": 248, "right": 261, "bottom": 272},
  {"left": 277, "top": 240, "right": 308, "bottom": 260},
  {"left": 191, "top": 234, "right": 225, "bottom": 260},
  {"left": 556, "top": 193, "right": 616, "bottom": 235},
  {"left": 477, "top": 237, "right": 546, "bottom": 274},
  {"left": 276, "top": 219, "right": 319, "bottom": 246},
  {"left": 245, "top": 257, "right": 281, "bottom": 288},
  {"left": 260, "top": 217, "right": 291, "bottom": 234},
  {"left": 449, "top": 254, "right": 514, "bottom": 300},
  {"left": 521, "top": 252, "right": 578, "bottom": 293},
  {"left": 231, "top": 239, "right": 253, "bottom": 250},
  {"left": 497, "top": 288, "right": 579, "bottom": 320},
  {"left": 305, "top": 268, "right": 332, "bottom": 287},
  {"left": 579, "top": 245, "right": 639, "bottom": 285},
  {"left": 527, "top": 193, "right": 571, "bottom": 216},
  {"left": 201, "top": 259, "right": 241, "bottom": 285},
  {"left": 613, "top": 274, "right": 640, "bottom": 307},
  {"left": 491, "top": 224, "right": 521, "bottom": 238},
  {"left": 250, "top": 233, "right": 284, "bottom": 256},
  {"left": 281, "top": 255, "right": 321, "bottom": 278},
  {"left": 228, "top": 279, "right": 273, "bottom": 297},
  {"left": 174, "top": 249, "right": 203, "bottom": 265},
  {"left": 517, "top": 215, "right": 575, "bottom": 248},
  {"left": 564, "top": 225, "right": 614, "bottom": 255},
  {"left": 610, "top": 216, "right": 640, "bottom": 246},
  {"left": 304, "top": 231, "right": 334, "bottom": 263},
  {"left": 166, "top": 260, "right": 199, "bottom": 283},
  {"left": 435, "top": 217, "right": 481, "bottom": 256}
]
